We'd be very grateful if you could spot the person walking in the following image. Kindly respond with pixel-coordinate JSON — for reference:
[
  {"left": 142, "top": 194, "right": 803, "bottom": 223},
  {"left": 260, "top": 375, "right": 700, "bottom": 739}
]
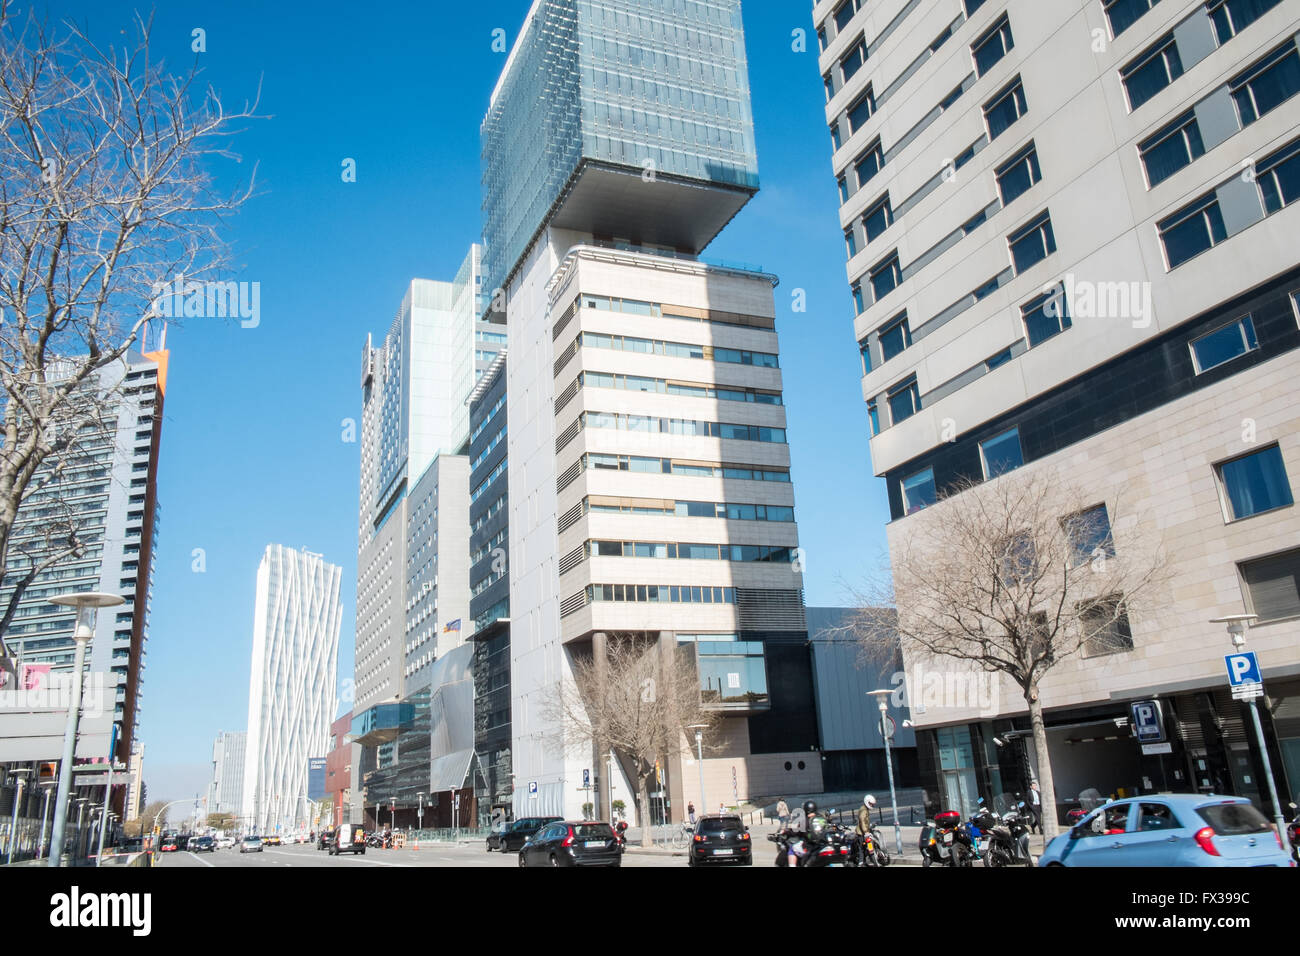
[
  {"left": 776, "top": 798, "right": 790, "bottom": 828},
  {"left": 1027, "top": 781, "right": 1042, "bottom": 834},
  {"left": 688, "top": 802, "right": 697, "bottom": 825}
]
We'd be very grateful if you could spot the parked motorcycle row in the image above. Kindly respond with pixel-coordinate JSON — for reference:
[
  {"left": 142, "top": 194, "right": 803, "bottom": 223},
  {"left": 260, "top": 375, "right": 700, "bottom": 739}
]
[{"left": 918, "top": 794, "right": 1036, "bottom": 868}]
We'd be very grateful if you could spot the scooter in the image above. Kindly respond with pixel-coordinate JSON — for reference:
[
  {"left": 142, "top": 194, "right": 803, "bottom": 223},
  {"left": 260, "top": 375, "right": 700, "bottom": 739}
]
[{"left": 919, "top": 810, "right": 971, "bottom": 867}]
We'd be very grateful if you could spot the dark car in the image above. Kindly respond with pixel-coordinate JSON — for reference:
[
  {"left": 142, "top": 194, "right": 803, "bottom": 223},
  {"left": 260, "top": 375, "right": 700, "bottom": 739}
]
[
  {"left": 519, "top": 821, "right": 623, "bottom": 868},
  {"left": 318, "top": 828, "right": 335, "bottom": 851},
  {"left": 190, "top": 836, "right": 216, "bottom": 853},
  {"left": 488, "top": 816, "right": 563, "bottom": 853},
  {"left": 688, "top": 814, "right": 752, "bottom": 866}
]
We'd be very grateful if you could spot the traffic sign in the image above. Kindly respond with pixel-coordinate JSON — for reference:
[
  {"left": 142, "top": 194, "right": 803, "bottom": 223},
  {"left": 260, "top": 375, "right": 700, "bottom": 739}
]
[
  {"left": 1225, "top": 652, "right": 1263, "bottom": 700},
  {"left": 528, "top": 781, "right": 538, "bottom": 799},
  {"left": 1130, "top": 700, "right": 1165, "bottom": 744},
  {"left": 583, "top": 768, "right": 590, "bottom": 787}
]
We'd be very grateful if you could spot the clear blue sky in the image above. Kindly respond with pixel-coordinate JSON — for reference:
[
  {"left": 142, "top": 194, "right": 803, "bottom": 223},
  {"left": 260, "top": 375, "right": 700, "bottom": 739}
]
[{"left": 51, "top": 0, "right": 891, "bottom": 803}]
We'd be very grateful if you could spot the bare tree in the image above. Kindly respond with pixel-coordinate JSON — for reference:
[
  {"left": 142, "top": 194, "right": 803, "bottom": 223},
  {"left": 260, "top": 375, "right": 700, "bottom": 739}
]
[
  {"left": 0, "top": 3, "right": 258, "bottom": 647},
  {"left": 847, "top": 469, "right": 1170, "bottom": 838},
  {"left": 546, "top": 633, "right": 718, "bottom": 847}
]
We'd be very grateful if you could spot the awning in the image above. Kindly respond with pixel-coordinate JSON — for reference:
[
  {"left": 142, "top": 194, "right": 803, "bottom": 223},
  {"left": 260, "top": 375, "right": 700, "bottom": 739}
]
[{"left": 429, "top": 748, "right": 475, "bottom": 793}]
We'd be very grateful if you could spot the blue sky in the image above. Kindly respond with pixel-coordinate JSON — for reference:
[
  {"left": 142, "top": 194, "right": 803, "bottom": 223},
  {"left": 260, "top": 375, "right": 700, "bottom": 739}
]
[{"left": 51, "top": 1, "right": 892, "bottom": 802}]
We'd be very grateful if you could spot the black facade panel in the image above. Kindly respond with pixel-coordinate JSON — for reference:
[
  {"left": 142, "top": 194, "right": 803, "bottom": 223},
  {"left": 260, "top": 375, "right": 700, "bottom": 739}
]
[{"left": 745, "top": 633, "right": 820, "bottom": 755}]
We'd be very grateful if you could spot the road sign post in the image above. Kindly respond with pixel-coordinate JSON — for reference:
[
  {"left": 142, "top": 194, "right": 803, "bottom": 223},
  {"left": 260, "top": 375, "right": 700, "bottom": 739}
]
[{"left": 1224, "top": 651, "right": 1291, "bottom": 855}]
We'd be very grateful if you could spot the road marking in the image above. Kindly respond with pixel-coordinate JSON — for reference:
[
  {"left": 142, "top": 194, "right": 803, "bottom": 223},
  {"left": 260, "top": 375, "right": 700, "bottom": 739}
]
[{"left": 186, "top": 852, "right": 214, "bottom": 868}]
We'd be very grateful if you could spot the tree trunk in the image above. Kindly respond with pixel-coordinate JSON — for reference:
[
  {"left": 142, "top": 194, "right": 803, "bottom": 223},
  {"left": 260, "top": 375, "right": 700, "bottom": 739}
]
[
  {"left": 1026, "top": 688, "right": 1059, "bottom": 839},
  {"left": 637, "top": 777, "right": 652, "bottom": 848}
]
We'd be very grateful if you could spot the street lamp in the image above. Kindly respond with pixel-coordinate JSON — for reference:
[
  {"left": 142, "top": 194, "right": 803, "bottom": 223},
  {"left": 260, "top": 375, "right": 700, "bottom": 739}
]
[
  {"left": 37, "top": 779, "right": 55, "bottom": 861},
  {"left": 1210, "top": 614, "right": 1292, "bottom": 854},
  {"left": 46, "top": 592, "right": 124, "bottom": 867},
  {"left": 868, "top": 689, "right": 904, "bottom": 858},
  {"left": 686, "top": 723, "right": 707, "bottom": 822},
  {"left": 6, "top": 768, "right": 31, "bottom": 864}
]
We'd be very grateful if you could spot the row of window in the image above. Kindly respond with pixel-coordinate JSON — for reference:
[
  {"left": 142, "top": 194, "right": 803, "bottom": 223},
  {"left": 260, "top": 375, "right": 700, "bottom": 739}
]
[
  {"left": 581, "top": 411, "right": 787, "bottom": 444},
  {"left": 470, "top": 457, "right": 508, "bottom": 505},
  {"left": 576, "top": 293, "right": 773, "bottom": 332},
  {"left": 471, "top": 425, "right": 506, "bottom": 470},
  {"left": 587, "top": 498, "right": 795, "bottom": 522},
  {"left": 584, "top": 584, "right": 737, "bottom": 605},
  {"left": 470, "top": 393, "right": 507, "bottom": 445},
  {"left": 582, "top": 453, "right": 791, "bottom": 482},
  {"left": 587, "top": 541, "right": 797, "bottom": 563},
  {"left": 576, "top": 370, "right": 782, "bottom": 404},
  {"left": 579, "top": 331, "right": 779, "bottom": 367}
]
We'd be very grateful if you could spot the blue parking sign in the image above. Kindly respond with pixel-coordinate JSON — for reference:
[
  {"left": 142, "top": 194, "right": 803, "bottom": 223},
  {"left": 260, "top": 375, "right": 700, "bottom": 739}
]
[
  {"left": 1225, "top": 652, "right": 1261, "bottom": 686},
  {"left": 1130, "top": 699, "right": 1164, "bottom": 743}
]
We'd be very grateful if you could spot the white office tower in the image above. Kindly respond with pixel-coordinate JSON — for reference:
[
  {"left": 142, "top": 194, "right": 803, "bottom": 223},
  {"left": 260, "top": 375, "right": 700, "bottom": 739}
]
[
  {"left": 242, "top": 545, "right": 343, "bottom": 835},
  {"left": 207, "top": 730, "right": 247, "bottom": 817},
  {"left": 355, "top": 245, "right": 494, "bottom": 711}
]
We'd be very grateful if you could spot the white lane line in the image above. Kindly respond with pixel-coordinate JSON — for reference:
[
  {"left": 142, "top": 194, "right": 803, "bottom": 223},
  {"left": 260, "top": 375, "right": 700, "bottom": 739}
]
[{"left": 186, "top": 852, "right": 215, "bottom": 868}]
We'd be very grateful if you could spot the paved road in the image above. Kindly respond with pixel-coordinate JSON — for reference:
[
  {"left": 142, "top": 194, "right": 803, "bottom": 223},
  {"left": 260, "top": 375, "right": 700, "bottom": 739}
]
[{"left": 155, "top": 841, "right": 718, "bottom": 868}]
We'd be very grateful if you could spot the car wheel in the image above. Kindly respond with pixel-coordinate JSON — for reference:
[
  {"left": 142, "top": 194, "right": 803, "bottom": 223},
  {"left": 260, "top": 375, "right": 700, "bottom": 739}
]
[
  {"left": 518, "top": 852, "right": 527, "bottom": 868},
  {"left": 548, "top": 853, "right": 558, "bottom": 867}
]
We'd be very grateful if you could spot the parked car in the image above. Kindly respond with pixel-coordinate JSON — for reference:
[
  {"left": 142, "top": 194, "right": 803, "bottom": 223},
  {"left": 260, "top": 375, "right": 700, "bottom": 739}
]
[
  {"left": 488, "top": 816, "right": 563, "bottom": 853},
  {"left": 240, "top": 835, "right": 263, "bottom": 853},
  {"left": 190, "top": 836, "right": 216, "bottom": 853},
  {"left": 518, "top": 821, "right": 623, "bottom": 868},
  {"left": 318, "top": 829, "right": 335, "bottom": 851},
  {"left": 688, "top": 814, "right": 752, "bottom": 866},
  {"left": 329, "top": 823, "right": 366, "bottom": 856},
  {"left": 1038, "top": 794, "right": 1295, "bottom": 867}
]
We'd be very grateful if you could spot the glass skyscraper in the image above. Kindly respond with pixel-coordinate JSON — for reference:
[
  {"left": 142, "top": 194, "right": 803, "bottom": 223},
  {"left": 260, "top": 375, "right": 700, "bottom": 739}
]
[{"left": 480, "top": 0, "right": 760, "bottom": 297}]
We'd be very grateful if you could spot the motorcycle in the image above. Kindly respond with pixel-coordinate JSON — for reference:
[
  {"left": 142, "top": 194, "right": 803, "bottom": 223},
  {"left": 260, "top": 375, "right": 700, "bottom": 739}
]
[
  {"left": 919, "top": 810, "right": 972, "bottom": 867},
  {"left": 769, "top": 820, "right": 851, "bottom": 867},
  {"left": 1287, "top": 802, "right": 1298, "bottom": 864},
  {"left": 976, "top": 794, "right": 1035, "bottom": 867},
  {"left": 852, "top": 825, "right": 891, "bottom": 867}
]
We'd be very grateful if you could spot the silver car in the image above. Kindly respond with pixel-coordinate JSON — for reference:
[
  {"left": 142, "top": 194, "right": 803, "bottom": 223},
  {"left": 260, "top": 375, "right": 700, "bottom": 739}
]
[{"left": 239, "top": 835, "right": 263, "bottom": 853}]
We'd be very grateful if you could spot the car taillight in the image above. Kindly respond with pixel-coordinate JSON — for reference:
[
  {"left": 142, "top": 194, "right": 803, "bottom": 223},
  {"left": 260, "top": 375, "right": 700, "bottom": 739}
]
[
  {"left": 819, "top": 847, "right": 835, "bottom": 856},
  {"left": 562, "top": 828, "right": 575, "bottom": 848},
  {"left": 1193, "top": 827, "right": 1220, "bottom": 856},
  {"left": 694, "top": 834, "right": 705, "bottom": 842},
  {"left": 741, "top": 832, "right": 750, "bottom": 840}
]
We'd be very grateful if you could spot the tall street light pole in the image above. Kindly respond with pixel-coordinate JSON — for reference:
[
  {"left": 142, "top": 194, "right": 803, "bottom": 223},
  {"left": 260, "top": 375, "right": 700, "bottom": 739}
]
[
  {"left": 868, "top": 689, "right": 904, "bottom": 858},
  {"left": 687, "top": 724, "right": 707, "bottom": 821},
  {"left": 6, "top": 768, "right": 31, "bottom": 864},
  {"left": 1211, "top": 614, "right": 1292, "bottom": 855},
  {"left": 46, "top": 592, "right": 124, "bottom": 867}
]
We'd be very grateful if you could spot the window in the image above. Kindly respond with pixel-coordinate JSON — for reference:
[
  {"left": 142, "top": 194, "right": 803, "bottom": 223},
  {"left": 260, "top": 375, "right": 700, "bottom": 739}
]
[
  {"left": 1021, "top": 285, "right": 1071, "bottom": 347},
  {"left": 1256, "top": 138, "right": 1300, "bottom": 214},
  {"left": 847, "top": 86, "right": 876, "bottom": 132},
  {"left": 1104, "top": 0, "right": 1160, "bottom": 37},
  {"left": 1217, "top": 444, "right": 1293, "bottom": 520},
  {"left": 980, "top": 427, "right": 1024, "bottom": 477},
  {"left": 830, "top": 123, "right": 842, "bottom": 151},
  {"left": 972, "top": 15, "right": 1014, "bottom": 77},
  {"left": 838, "top": 174, "right": 849, "bottom": 203},
  {"left": 887, "top": 376, "right": 921, "bottom": 424},
  {"left": 852, "top": 283, "right": 865, "bottom": 314},
  {"left": 870, "top": 252, "right": 903, "bottom": 301},
  {"left": 985, "top": 347, "right": 1013, "bottom": 371},
  {"left": 1138, "top": 111, "right": 1205, "bottom": 187},
  {"left": 855, "top": 140, "right": 885, "bottom": 188},
  {"left": 860, "top": 339, "right": 873, "bottom": 374},
  {"left": 1189, "top": 314, "right": 1257, "bottom": 373},
  {"left": 1007, "top": 212, "right": 1056, "bottom": 274},
  {"left": 964, "top": 0, "right": 987, "bottom": 14},
  {"left": 1158, "top": 193, "right": 1226, "bottom": 268},
  {"left": 868, "top": 399, "right": 881, "bottom": 436},
  {"left": 845, "top": 228, "right": 858, "bottom": 259},
  {"left": 1063, "top": 505, "right": 1114, "bottom": 566},
  {"left": 1082, "top": 599, "right": 1134, "bottom": 656},
  {"left": 984, "top": 78, "right": 1027, "bottom": 140},
  {"left": 863, "top": 195, "right": 893, "bottom": 242},
  {"left": 902, "top": 468, "right": 937, "bottom": 514},
  {"left": 1229, "top": 43, "right": 1300, "bottom": 126},
  {"left": 834, "top": 0, "right": 857, "bottom": 33},
  {"left": 842, "top": 39, "right": 867, "bottom": 84},
  {"left": 1209, "top": 0, "right": 1283, "bottom": 45},
  {"left": 997, "top": 531, "right": 1038, "bottom": 586},
  {"left": 1122, "top": 35, "right": 1183, "bottom": 111},
  {"left": 879, "top": 314, "right": 912, "bottom": 362},
  {"left": 1240, "top": 548, "right": 1300, "bottom": 622},
  {"left": 995, "top": 142, "right": 1041, "bottom": 205}
]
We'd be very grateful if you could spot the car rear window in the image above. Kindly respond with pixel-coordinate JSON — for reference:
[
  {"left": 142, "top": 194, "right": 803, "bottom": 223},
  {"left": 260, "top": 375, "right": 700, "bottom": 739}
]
[
  {"left": 697, "top": 817, "right": 741, "bottom": 834},
  {"left": 572, "top": 824, "right": 614, "bottom": 841},
  {"left": 1196, "top": 802, "right": 1271, "bottom": 835}
]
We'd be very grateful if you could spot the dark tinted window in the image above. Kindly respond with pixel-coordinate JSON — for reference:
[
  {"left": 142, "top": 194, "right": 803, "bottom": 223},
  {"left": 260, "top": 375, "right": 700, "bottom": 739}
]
[
  {"left": 1196, "top": 802, "right": 1272, "bottom": 834},
  {"left": 698, "top": 817, "right": 742, "bottom": 834},
  {"left": 572, "top": 824, "right": 615, "bottom": 840}
]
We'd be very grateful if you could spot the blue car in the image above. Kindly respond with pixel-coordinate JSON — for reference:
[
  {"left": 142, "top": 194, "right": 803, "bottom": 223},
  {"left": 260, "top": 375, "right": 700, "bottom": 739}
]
[{"left": 1038, "top": 793, "right": 1294, "bottom": 867}]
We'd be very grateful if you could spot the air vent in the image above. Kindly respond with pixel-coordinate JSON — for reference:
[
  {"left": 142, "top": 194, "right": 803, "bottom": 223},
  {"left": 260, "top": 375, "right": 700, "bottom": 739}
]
[
  {"left": 553, "top": 338, "right": 579, "bottom": 379},
  {"left": 555, "top": 377, "right": 579, "bottom": 414},
  {"left": 735, "top": 588, "right": 806, "bottom": 631},
  {"left": 560, "top": 591, "right": 587, "bottom": 618},
  {"left": 556, "top": 416, "right": 583, "bottom": 455},
  {"left": 557, "top": 459, "right": 583, "bottom": 494},
  {"left": 559, "top": 545, "right": 587, "bottom": 576},
  {"left": 552, "top": 301, "right": 577, "bottom": 341}
]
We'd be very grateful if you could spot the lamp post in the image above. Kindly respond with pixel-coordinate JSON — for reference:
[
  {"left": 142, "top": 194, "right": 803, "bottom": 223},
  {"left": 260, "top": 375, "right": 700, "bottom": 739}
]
[
  {"left": 1210, "top": 614, "right": 1292, "bottom": 854},
  {"left": 868, "top": 689, "right": 904, "bottom": 858},
  {"left": 686, "top": 724, "right": 707, "bottom": 822},
  {"left": 46, "top": 592, "right": 124, "bottom": 867},
  {"left": 37, "top": 780, "right": 55, "bottom": 861},
  {"left": 6, "top": 768, "right": 31, "bottom": 864}
]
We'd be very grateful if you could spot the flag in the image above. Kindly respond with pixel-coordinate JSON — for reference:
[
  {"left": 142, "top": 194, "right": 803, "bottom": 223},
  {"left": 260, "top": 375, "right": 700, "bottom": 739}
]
[{"left": 442, "top": 619, "right": 461, "bottom": 633}]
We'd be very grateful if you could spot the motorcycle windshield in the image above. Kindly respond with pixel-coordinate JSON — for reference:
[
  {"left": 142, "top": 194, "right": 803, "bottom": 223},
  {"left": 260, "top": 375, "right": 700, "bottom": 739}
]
[{"left": 993, "top": 793, "right": 1019, "bottom": 815}]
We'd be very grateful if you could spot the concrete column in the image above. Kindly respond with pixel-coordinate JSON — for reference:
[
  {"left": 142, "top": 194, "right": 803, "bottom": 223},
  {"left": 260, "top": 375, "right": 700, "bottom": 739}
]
[
  {"left": 591, "top": 632, "right": 608, "bottom": 820},
  {"left": 657, "top": 632, "right": 689, "bottom": 824}
]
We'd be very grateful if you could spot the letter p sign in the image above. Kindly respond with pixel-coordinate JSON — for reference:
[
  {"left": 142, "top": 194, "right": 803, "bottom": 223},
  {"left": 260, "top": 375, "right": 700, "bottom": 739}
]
[{"left": 1225, "top": 651, "right": 1261, "bottom": 687}]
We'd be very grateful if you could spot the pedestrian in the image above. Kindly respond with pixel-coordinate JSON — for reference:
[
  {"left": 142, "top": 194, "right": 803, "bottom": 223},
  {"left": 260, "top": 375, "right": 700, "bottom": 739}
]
[
  {"left": 719, "top": 802, "right": 726, "bottom": 816},
  {"left": 688, "top": 802, "right": 696, "bottom": 825},
  {"left": 1028, "top": 781, "right": 1042, "bottom": 834},
  {"left": 776, "top": 798, "right": 789, "bottom": 828}
]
